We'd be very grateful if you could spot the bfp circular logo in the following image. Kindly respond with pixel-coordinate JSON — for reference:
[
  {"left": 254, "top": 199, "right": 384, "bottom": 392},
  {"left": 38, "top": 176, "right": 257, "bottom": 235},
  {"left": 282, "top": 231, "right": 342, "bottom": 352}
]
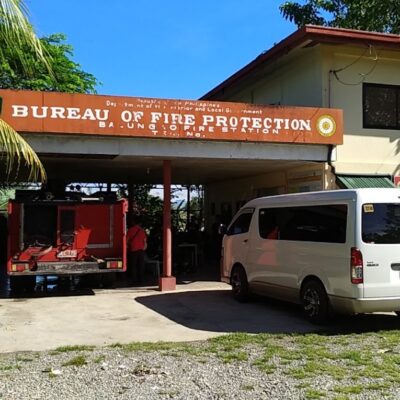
[{"left": 317, "top": 115, "right": 336, "bottom": 137}]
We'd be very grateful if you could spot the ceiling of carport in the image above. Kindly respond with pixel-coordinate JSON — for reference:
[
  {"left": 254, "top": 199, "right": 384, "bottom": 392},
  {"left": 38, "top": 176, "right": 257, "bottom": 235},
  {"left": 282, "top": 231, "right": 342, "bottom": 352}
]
[
  {"left": 41, "top": 154, "right": 310, "bottom": 185},
  {"left": 24, "top": 134, "right": 330, "bottom": 185}
]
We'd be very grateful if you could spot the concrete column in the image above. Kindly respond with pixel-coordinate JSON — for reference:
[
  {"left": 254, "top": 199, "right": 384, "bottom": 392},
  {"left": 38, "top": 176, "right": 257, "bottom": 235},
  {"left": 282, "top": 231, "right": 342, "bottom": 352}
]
[{"left": 159, "top": 160, "right": 176, "bottom": 291}]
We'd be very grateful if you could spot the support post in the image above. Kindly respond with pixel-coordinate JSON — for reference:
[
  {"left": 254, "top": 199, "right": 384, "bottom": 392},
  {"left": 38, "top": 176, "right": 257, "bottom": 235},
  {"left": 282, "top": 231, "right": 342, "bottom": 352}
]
[{"left": 159, "top": 160, "right": 176, "bottom": 291}]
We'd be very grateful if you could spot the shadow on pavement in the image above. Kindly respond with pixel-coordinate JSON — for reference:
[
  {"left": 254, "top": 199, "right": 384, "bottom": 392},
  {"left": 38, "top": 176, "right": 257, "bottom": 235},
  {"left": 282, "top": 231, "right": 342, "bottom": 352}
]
[
  {"left": 135, "top": 289, "right": 400, "bottom": 335},
  {"left": 0, "top": 274, "right": 96, "bottom": 299}
]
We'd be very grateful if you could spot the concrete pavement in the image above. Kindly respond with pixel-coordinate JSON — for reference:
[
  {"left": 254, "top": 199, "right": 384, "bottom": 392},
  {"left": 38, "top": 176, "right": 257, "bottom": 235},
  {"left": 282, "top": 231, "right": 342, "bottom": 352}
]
[
  {"left": 0, "top": 280, "right": 399, "bottom": 353},
  {"left": 0, "top": 281, "right": 313, "bottom": 353}
]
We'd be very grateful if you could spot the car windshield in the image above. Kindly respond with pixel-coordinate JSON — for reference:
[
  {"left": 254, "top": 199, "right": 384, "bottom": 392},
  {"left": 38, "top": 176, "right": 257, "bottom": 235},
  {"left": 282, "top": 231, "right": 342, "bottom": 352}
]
[{"left": 362, "top": 203, "right": 400, "bottom": 244}]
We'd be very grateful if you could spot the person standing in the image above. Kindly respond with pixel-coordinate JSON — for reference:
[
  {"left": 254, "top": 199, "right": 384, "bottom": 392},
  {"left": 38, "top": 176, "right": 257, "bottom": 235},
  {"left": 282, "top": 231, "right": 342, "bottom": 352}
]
[{"left": 126, "top": 215, "right": 147, "bottom": 285}]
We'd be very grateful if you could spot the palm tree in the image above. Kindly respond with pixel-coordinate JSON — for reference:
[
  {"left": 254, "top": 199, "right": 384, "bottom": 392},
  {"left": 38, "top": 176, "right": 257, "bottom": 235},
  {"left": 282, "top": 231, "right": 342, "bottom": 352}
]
[{"left": 0, "top": 0, "right": 47, "bottom": 182}]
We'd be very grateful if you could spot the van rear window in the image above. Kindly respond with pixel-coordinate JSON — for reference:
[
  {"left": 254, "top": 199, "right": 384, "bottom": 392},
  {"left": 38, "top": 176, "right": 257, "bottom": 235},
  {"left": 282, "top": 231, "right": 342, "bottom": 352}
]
[
  {"left": 259, "top": 204, "right": 347, "bottom": 243},
  {"left": 362, "top": 203, "right": 400, "bottom": 244}
]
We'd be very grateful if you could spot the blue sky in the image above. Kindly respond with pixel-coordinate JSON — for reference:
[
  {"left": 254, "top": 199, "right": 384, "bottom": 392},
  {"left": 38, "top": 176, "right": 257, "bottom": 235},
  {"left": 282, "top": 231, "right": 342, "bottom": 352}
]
[{"left": 27, "top": 0, "right": 296, "bottom": 100}]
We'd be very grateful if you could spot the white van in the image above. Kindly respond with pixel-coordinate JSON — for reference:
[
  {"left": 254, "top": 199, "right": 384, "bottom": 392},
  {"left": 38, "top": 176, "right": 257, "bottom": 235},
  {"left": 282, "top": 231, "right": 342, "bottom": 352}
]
[{"left": 221, "top": 188, "right": 400, "bottom": 323}]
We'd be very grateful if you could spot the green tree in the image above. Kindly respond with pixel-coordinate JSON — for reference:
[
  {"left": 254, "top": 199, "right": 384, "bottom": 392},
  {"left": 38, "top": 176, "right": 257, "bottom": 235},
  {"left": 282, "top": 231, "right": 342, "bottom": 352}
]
[
  {"left": 280, "top": 0, "right": 400, "bottom": 33},
  {"left": 1, "top": 33, "right": 98, "bottom": 93},
  {"left": 0, "top": 0, "right": 49, "bottom": 182}
]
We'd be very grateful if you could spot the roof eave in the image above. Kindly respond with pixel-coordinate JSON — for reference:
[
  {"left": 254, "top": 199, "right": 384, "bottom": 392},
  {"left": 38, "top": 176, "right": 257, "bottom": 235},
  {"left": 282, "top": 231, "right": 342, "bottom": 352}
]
[{"left": 200, "top": 25, "right": 400, "bottom": 100}]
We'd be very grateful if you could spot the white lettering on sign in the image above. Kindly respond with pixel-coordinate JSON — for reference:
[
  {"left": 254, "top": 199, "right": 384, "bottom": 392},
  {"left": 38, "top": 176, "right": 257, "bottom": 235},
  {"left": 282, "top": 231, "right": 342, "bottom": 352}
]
[
  {"left": 12, "top": 105, "right": 29, "bottom": 117},
  {"left": 57, "top": 249, "right": 77, "bottom": 258},
  {"left": 121, "top": 110, "right": 144, "bottom": 123},
  {"left": 149, "top": 112, "right": 196, "bottom": 126},
  {"left": 12, "top": 105, "right": 109, "bottom": 121},
  {"left": 10, "top": 102, "right": 316, "bottom": 138},
  {"left": 201, "top": 115, "right": 311, "bottom": 131}
]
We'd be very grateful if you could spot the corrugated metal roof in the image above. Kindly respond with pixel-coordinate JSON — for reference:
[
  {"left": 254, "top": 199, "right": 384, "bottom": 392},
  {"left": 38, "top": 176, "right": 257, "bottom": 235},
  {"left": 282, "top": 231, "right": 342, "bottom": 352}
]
[{"left": 337, "top": 176, "right": 395, "bottom": 189}]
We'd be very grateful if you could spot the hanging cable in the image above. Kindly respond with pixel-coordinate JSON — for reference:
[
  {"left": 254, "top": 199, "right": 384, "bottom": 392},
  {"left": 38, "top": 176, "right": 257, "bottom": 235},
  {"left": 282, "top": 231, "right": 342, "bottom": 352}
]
[{"left": 331, "top": 44, "right": 379, "bottom": 86}]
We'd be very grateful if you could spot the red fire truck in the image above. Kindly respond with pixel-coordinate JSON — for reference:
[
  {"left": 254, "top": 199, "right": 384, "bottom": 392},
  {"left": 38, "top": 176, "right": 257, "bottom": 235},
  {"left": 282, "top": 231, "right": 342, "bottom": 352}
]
[{"left": 7, "top": 190, "right": 127, "bottom": 292}]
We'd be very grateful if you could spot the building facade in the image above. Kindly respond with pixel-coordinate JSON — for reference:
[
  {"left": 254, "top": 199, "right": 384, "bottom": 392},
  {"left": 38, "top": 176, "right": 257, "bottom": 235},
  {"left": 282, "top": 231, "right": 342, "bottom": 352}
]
[{"left": 202, "top": 25, "right": 399, "bottom": 226}]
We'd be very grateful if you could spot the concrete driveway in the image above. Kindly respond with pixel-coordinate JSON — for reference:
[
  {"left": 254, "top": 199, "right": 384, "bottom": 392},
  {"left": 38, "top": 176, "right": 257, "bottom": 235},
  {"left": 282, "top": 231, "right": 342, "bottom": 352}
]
[{"left": 0, "top": 280, "right": 399, "bottom": 353}]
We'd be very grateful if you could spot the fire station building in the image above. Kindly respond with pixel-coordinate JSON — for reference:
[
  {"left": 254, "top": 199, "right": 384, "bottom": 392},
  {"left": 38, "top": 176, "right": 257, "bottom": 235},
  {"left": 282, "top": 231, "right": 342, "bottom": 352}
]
[
  {"left": 201, "top": 25, "right": 399, "bottom": 230},
  {"left": 1, "top": 25, "right": 399, "bottom": 290}
]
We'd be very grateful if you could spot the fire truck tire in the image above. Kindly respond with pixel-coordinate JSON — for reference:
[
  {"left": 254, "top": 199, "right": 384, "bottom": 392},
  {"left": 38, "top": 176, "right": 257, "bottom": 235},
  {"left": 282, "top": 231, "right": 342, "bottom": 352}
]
[{"left": 9, "top": 276, "right": 36, "bottom": 293}]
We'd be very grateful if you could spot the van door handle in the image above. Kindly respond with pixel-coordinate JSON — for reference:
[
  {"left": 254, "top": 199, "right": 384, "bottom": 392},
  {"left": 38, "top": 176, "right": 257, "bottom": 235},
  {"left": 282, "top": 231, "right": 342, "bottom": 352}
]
[{"left": 243, "top": 239, "right": 248, "bottom": 243}]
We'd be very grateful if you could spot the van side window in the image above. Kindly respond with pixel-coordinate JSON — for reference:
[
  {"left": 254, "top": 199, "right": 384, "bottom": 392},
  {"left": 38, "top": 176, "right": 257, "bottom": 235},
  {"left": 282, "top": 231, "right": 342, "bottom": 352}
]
[
  {"left": 227, "top": 212, "right": 253, "bottom": 236},
  {"left": 259, "top": 209, "right": 280, "bottom": 239},
  {"left": 259, "top": 205, "right": 347, "bottom": 243},
  {"left": 362, "top": 203, "right": 400, "bottom": 244}
]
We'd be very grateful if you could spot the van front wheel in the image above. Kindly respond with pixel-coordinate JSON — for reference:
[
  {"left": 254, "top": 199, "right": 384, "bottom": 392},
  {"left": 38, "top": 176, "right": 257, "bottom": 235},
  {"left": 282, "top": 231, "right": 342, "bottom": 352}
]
[
  {"left": 231, "top": 266, "right": 249, "bottom": 302},
  {"left": 301, "top": 280, "right": 329, "bottom": 324}
]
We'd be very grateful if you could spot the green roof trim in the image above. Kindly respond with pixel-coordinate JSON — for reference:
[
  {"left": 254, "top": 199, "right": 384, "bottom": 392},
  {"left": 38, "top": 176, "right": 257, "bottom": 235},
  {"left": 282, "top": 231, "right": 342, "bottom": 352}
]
[{"left": 337, "top": 175, "right": 395, "bottom": 189}]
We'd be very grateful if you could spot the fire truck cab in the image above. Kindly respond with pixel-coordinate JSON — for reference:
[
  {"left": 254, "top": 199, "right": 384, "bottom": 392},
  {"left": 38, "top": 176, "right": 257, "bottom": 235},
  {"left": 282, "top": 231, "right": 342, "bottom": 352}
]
[{"left": 7, "top": 190, "right": 127, "bottom": 291}]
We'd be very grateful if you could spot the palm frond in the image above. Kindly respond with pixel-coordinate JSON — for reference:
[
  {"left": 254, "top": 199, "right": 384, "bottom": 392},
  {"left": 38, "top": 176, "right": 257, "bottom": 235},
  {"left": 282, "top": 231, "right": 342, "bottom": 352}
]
[
  {"left": 0, "top": 0, "right": 52, "bottom": 76},
  {"left": 0, "top": 118, "right": 46, "bottom": 182}
]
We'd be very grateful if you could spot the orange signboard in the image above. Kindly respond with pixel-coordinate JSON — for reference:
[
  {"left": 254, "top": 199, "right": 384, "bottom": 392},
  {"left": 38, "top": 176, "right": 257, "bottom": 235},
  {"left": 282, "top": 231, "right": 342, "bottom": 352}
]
[{"left": 0, "top": 90, "right": 343, "bottom": 145}]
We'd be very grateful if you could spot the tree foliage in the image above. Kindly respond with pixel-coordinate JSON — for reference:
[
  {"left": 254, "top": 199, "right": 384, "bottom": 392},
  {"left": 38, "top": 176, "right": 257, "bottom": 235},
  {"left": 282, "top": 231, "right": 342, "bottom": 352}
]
[
  {"left": 0, "top": 33, "right": 99, "bottom": 93},
  {"left": 0, "top": 0, "right": 50, "bottom": 76},
  {"left": 0, "top": 0, "right": 49, "bottom": 182},
  {"left": 280, "top": 0, "right": 400, "bottom": 33}
]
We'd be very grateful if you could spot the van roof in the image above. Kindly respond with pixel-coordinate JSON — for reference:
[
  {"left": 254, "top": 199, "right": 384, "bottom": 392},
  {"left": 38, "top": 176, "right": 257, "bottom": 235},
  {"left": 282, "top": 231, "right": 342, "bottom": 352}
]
[{"left": 244, "top": 188, "right": 400, "bottom": 208}]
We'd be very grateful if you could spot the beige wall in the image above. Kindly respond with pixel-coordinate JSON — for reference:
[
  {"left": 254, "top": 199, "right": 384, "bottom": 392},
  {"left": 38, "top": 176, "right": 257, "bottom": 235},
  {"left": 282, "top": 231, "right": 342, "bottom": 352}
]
[
  {"left": 325, "top": 46, "right": 400, "bottom": 176},
  {"left": 224, "top": 47, "right": 324, "bottom": 107},
  {"left": 204, "top": 163, "right": 326, "bottom": 230},
  {"left": 204, "top": 41, "right": 400, "bottom": 232},
  {"left": 219, "top": 43, "right": 400, "bottom": 177}
]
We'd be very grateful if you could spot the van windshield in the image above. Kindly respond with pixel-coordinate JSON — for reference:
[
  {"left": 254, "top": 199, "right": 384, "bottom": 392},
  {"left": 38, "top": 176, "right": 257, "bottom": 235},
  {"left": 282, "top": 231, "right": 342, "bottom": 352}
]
[{"left": 362, "top": 203, "right": 400, "bottom": 244}]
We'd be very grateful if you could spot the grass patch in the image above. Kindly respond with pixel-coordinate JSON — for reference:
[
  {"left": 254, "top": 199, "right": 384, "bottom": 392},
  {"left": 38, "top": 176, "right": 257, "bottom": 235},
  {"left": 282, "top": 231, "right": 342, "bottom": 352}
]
[
  {"left": 46, "top": 330, "right": 400, "bottom": 396},
  {"left": 218, "top": 351, "right": 248, "bottom": 363},
  {"left": 334, "top": 384, "right": 364, "bottom": 395},
  {"left": 0, "top": 365, "right": 14, "bottom": 371},
  {"left": 241, "top": 384, "right": 254, "bottom": 391},
  {"left": 296, "top": 382, "right": 310, "bottom": 389},
  {"left": 365, "top": 382, "right": 390, "bottom": 391},
  {"left": 252, "top": 358, "right": 277, "bottom": 374},
  {"left": 62, "top": 355, "right": 87, "bottom": 367},
  {"left": 157, "top": 390, "right": 180, "bottom": 398},
  {"left": 338, "top": 350, "right": 372, "bottom": 365},
  {"left": 110, "top": 341, "right": 201, "bottom": 356},
  {"left": 93, "top": 355, "right": 106, "bottom": 363},
  {"left": 304, "top": 389, "right": 326, "bottom": 399},
  {"left": 51, "top": 345, "right": 95, "bottom": 354},
  {"left": 15, "top": 352, "right": 38, "bottom": 363}
]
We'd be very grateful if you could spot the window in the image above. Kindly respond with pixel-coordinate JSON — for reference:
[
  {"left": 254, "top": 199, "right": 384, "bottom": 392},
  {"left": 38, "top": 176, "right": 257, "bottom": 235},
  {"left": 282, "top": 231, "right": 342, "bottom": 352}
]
[
  {"left": 227, "top": 211, "right": 253, "bottom": 236},
  {"left": 24, "top": 204, "right": 57, "bottom": 246},
  {"left": 259, "top": 205, "right": 347, "bottom": 243},
  {"left": 60, "top": 210, "right": 75, "bottom": 244},
  {"left": 362, "top": 203, "right": 400, "bottom": 244},
  {"left": 363, "top": 83, "right": 400, "bottom": 129}
]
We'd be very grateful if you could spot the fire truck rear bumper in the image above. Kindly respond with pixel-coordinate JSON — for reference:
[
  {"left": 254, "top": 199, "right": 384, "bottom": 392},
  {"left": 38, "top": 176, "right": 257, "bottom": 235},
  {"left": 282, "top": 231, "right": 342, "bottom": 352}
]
[{"left": 9, "top": 261, "right": 124, "bottom": 275}]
